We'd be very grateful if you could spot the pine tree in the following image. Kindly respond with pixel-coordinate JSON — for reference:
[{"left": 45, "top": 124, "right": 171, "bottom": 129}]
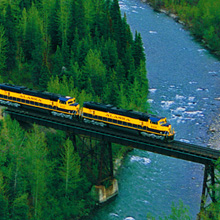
[
  {"left": 82, "top": 49, "right": 107, "bottom": 97},
  {"left": 0, "top": 117, "right": 26, "bottom": 201},
  {"left": 133, "top": 31, "right": 146, "bottom": 68},
  {"left": 0, "top": 25, "right": 7, "bottom": 72},
  {"left": 48, "top": 0, "right": 61, "bottom": 53},
  {"left": 67, "top": 0, "right": 86, "bottom": 47},
  {"left": 60, "top": 138, "right": 81, "bottom": 197},
  {"left": 24, "top": 125, "right": 49, "bottom": 220},
  {"left": 0, "top": 172, "right": 8, "bottom": 220},
  {"left": 12, "top": 194, "right": 29, "bottom": 220},
  {"left": 110, "top": 0, "right": 123, "bottom": 55},
  {"left": 51, "top": 46, "right": 63, "bottom": 77},
  {"left": 4, "top": 2, "right": 17, "bottom": 71}
]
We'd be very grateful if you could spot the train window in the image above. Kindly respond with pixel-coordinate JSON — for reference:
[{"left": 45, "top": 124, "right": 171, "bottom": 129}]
[
  {"left": 12, "top": 97, "right": 16, "bottom": 101},
  {"left": 150, "top": 121, "right": 158, "bottom": 125},
  {"left": 128, "top": 123, "right": 132, "bottom": 127},
  {"left": 113, "top": 120, "right": 117, "bottom": 124},
  {"left": 49, "top": 105, "right": 52, "bottom": 109},
  {"left": 94, "top": 116, "right": 97, "bottom": 119},
  {"left": 17, "top": 98, "right": 20, "bottom": 102},
  {"left": 35, "top": 102, "right": 39, "bottom": 106},
  {"left": 133, "top": 124, "right": 138, "bottom": 128},
  {"left": 98, "top": 116, "right": 102, "bottom": 120},
  {"left": 60, "top": 100, "right": 66, "bottom": 104},
  {"left": 103, "top": 117, "right": 107, "bottom": 121},
  {"left": 0, "top": 94, "right": 3, "bottom": 98},
  {"left": 26, "top": 100, "right": 30, "bottom": 104},
  {"left": 40, "top": 103, "right": 43, "bottom": 107},
  {"left": 118, "top": 121, "right": 122, "bottom": 125},
  {"left": 138, "top": 125, "right": 142, "bottom": 129},
  {"left": 108, "top": 119, "right": 112, "bottom": 122},
  {"left": 30, "top": 101, "right": 34, "bottom": 105},
  {"left": 123, "top": 122, "right": 127, "bottom": 126},
  {"left": 21, "top": 99, "right": 25, "bottom": 103},
  {"left": 4, "top": 95, "right": 7, "bottom": 99}
]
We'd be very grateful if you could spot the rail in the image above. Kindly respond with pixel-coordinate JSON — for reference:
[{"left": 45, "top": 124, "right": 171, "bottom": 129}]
[{"left": 4, "top": 108, "right": 220, "bottom": 165}]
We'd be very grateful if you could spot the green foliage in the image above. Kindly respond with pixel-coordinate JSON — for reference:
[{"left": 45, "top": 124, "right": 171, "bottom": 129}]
[
  {"left": 0, "top": 25, "right": 7, "bottom": 72},
  {"left": 83, "top": 49, "right": 107, "bottom": 97},
  {"left": 4, "top": 3, "right": 17, "bottom": 71},
  {"left": 24, "top": 125, "right": 49, "bottom": 220},
  {"left": 12, "top": 194, "right": 29, "bottom": 220},
  {"left": 163, "top": 200, "right": 191, "bottom": 220},
  {"left": 0, "top": 172, "right": 9, "bottom": 220},
  {"left": 148, "top": 0, "right": 220, "bottom": 55},
  {"left": 147, "top": 200, "right": 192, "bottom": 220},
  {"left": 60, "top": 138, "right": 81, "bottom": 196}
]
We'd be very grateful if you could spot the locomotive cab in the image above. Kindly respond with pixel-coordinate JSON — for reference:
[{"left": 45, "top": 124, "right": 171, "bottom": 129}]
[
  {"left": 148, "top": 116, "right": 175, "bottom": 140},
  {"left": 58, "top": 96, "right": 80, "bottom": 115}
]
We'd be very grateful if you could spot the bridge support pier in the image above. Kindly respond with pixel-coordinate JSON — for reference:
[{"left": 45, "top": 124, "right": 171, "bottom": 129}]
[
  {"left": 198, "top": 163, "right": 219, "bottom": 219},
  {"left": 91, "top": 141, "right": 118, "bottom": 203},
  {"left": 74, "top": 136, "right": 118, "bottom": 203},
  {"left": 91, "top": 178, "right": 118, "bottom": 203}
]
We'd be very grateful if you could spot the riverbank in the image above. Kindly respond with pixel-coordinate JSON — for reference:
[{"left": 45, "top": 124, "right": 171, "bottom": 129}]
[
  {"left": 141, "top": 0, "right": 220, "bottom": 59},
  {"left": 208, "top": 111, "right": 220, "bottom": 150},
  {"left": 141, "top": 0, "right": 185, "bottom": 25}
]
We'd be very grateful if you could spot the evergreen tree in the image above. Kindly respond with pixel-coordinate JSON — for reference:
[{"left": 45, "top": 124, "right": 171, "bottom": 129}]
[
  {"left": 82, "top": 49, "right": 107, "bottom": 97},
  {"left": 0, "top": 117, "right": 26, "bottom": 202},
  {"left": 60, "top": 138, "right": 81, "bottom": 197},
  {"left": 133, "top": 31, "right": 146, "bottom": 68},
  {"left": 12, "top": 194, "right": 29, "bottom": 220},
  {"left": 67, "top": 0, "right": 86, "bottom": 47},
  {"left": 48, "top": 0, "right": 61, "bottom": 53},
  {"left": 0, "top": 172, "right": 8, "bottom": 220},
  {"left": 24, "top": 125, "right": 49, "bottom": 220},
  {"left": 0, "top": 25, "right": 7, "bottom": 72},
  {"left": 4, "top": 3, "right": 17, "bottom": 71},
  {"left": 19, "top": 0, "right": 33, "bottom": 11},
  {"left": 59, "top": 138, "right": 89, "bottom": 219},
  {"left": 110, "top": 0, "right": 123, "bottom": 55},
  {"left": 51, "top": 46, "right": 63, "bottom": 77}
]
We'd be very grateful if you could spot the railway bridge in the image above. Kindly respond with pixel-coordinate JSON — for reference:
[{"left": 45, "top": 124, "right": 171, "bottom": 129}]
[{"left": 3, "top": 107, "right": 220, "bottom": 217}]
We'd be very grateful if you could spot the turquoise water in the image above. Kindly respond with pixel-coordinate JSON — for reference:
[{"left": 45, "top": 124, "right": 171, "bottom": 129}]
[{"left": 89, "top": 0, "right": 220, "bottom": 219}]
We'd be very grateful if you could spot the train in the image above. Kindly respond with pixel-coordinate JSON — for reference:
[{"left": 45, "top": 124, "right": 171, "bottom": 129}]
[{"left": 0, "top": 83, "right": 175, "bottom": 141}]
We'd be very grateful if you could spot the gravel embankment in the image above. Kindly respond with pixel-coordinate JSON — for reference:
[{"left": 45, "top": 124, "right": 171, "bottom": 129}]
[{"left": 208, "top": 113, "right": 220, "bottom": 150}]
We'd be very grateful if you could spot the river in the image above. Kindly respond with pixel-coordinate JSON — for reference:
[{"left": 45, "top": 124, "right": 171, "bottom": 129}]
[{"left": 89, "top": 0, "right": 220, "bottom": 219}]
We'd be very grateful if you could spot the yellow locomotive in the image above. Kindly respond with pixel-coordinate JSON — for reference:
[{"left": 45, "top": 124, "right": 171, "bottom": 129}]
[
  {"left": 0, "top": 83, "right": 80, "bottom": 119},
  {"left": 82, "top": 102, "right": 175, "bottom": 140},
  {"left": 0, "top": 83, "right": 175, "bottom": 140}
]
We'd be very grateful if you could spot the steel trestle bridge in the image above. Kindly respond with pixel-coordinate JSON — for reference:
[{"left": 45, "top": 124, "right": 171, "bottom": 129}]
[{"left": 3, "top": 108, "right": 220, "bottom": 217}]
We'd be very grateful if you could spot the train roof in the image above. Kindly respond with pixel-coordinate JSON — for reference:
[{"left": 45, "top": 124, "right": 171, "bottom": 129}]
[
  {"left": 0, "top": 83, "right": 72, "bottom": 102},
  {"left": 59, "top": 96, "right": 73, "bottom": 102},
  {"left": 83, "top": 101, "right": 164, "bottom": 121}
]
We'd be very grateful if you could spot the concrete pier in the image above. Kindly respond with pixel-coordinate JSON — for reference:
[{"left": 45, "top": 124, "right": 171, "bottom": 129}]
[{"left": 91, "top": 179, "right": 118, "bottom": 203}]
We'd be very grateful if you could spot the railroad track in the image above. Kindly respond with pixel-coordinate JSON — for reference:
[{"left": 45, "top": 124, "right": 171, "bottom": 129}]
[{"left": 4, "top": 107, "right": 220, "bottom": 165}]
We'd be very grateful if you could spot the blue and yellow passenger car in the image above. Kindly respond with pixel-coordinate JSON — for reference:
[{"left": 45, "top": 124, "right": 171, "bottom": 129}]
[
  {"left": 82, "top": 102, "right": 175, "bottom": 140},
  {"left": 0, "top": 83, "right": 79, "bottom": 119}
]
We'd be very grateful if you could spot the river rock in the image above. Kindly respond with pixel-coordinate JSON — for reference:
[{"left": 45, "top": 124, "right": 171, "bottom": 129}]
[{"left": 208, "top": 114, "right": 220, "bottom": 150}]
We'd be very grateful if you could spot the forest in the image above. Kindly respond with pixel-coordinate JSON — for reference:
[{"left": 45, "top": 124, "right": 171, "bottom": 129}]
[
  {"left": 0, "top": 0, "right": 220, "bottom": 219},
  {"left": 0, "top": 0, "right": 149, "bottom": 219},
  {"left": 147, "top": 0, "right": 220, "bottom": 56}
]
